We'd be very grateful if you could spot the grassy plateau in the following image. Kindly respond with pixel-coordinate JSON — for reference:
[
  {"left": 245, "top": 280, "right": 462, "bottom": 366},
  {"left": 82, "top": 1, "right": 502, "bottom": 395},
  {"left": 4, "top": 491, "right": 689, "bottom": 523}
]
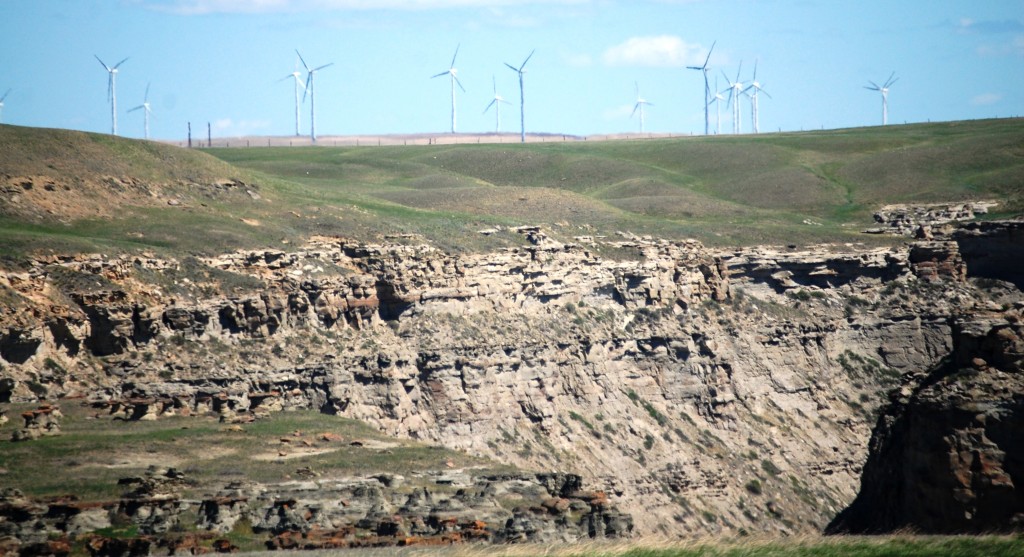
[{"left": 1, "top": 118, "right": 1022, "bottom": 261}]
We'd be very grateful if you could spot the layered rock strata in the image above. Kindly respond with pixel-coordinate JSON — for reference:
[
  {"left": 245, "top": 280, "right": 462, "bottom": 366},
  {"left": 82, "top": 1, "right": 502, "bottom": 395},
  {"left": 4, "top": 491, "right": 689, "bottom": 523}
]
[
  {"left": 0, "top": 223, "right": 1021, "bottom": 538},
  {"left": 827, "top": 305, "right": 1024, "bottom": 533}
]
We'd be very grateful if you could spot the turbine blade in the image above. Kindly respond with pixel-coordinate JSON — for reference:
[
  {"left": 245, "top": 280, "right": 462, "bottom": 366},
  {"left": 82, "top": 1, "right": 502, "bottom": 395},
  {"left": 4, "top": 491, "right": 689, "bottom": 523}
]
[
  {"left": 867, "top": 80, "right": 880, "bottom": 89},
  {"left": 1, "top": 89, "right": 10, "bottom": 103},
  {"left": 450, "top": 44, "right": 460, "bottom": 69},
  {"left": 94, "top": 55, "right": 111, "bottom": 71},
  {"left": 303, "top": 75, "right": 312, "bottom": 102},
  {"left": 113, "top": 57, "right": 129, "bottom": 69},
  {"left": 734, "top": 61, "right": 742, "bottom": 83},
  {"left": 504, "top": 62, "right": 519, "bottom": 72},
  {"left": 454, "top": 75, "right": 466, "bottom": 92},
  {"left": 431, "top": 71, "right": 449, "bottom": 79},
  {"left": 312, "top": 63, "right": 333, "bottom": 72},
  {"left": 885, "top": 71, "right": 896, "bottom": 87},
  {"left": 144, "top": 82, "right": 150, "bottom": 102},
  {"left": 484, "top": 99, "right": 496, "bottom": 113},
  {"left": 761, "top": 88, "right": 772, "bottom": 99},
  {"left": 295, "top": 50, "right": 310, "bottom": 71},
  {"left": 702, "top": 40, "right": 716, "bottom": 68},
  {"left": 519, "top": 49, "right": 535, "bottom": 71},
  {"left": 752, "top": 59, "right": 758, "bottom": 81},
  {"left": 128, "top": 105, "right": 143, "bottom": 113},
  {"left": 887, "top": 76, "right": 900, "bottom": 88}
]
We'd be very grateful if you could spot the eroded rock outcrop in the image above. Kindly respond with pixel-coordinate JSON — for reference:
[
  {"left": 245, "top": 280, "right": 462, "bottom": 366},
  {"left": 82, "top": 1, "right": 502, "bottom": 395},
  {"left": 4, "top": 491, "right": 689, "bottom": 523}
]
[
  {"left": 1, "top": 221, "right": 1022, "bottom": 538},
  {"left": 827, "top": 305, "right": 1024, "bottom": 533}
]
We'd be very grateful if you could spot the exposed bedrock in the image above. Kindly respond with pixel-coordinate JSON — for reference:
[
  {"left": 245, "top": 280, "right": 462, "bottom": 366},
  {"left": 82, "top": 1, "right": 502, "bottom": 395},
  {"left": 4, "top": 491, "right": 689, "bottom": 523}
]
[
  {"left": 827, "top": 306, "right": 1024, "bottom": 534},
  {"left": 0, "top": 221, "right": 1021, "bottom": 536}
]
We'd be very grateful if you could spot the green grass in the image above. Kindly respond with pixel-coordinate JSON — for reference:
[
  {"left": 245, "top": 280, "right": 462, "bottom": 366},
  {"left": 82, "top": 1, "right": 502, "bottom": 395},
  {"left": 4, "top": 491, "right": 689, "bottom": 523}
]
[
  {"left": 0, "top": 402, "right": 509, "bottom": 502},
  {"left": 2, "top": 119, "right": 1022, "bottom": 262}
]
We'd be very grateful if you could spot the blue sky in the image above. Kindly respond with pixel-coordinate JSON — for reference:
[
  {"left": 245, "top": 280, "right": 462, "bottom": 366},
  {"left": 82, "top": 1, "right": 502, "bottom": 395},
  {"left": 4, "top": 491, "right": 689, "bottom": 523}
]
[{"left": 1, "top": 0, "right": 1022, "bottom": 140}]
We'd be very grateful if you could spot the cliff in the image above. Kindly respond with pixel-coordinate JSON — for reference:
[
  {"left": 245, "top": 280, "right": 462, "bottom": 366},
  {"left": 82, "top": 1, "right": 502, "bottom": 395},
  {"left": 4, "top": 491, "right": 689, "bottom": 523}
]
[
  {"left": 827, "top": 305, "right": 1024, "bottom": 533},
  {"left": 3, "top": 220, "right": 1019, "bottom": 543}
]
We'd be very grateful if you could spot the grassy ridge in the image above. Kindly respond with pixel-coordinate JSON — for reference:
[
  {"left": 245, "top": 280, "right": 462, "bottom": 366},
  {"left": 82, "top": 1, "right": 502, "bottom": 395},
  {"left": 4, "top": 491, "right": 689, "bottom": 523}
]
[
  {"left": 209, "top": 118, "right": 1024, "bottom": 248},
  {"left": 1, "top": 119, "right": 1021, "bottom": 259}
]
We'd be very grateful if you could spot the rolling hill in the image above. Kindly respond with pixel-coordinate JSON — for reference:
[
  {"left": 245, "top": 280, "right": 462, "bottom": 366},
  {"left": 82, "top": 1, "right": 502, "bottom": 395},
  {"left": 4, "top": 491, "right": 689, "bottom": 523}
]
[{"left": 1, "top": 118, "right": 1022, "bottom": 260}]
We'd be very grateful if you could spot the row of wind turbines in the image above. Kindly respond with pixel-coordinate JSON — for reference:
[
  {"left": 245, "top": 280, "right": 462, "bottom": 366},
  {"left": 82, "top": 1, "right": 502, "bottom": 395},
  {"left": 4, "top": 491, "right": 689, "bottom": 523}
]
[{"left": 81, "top": 45, "right": 898, "bottom": 143}]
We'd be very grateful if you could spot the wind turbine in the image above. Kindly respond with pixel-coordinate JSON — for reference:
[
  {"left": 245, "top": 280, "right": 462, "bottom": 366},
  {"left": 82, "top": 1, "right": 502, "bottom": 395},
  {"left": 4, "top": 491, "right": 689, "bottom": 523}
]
[
  {"left": 432, "top": 44, "right": 465, "bottom": 134},
  {"left": 483, "top": 76, "right": 511, "bottom": 133},
  {"left": 279, "top": 59, "right": 305, "bottom": 136},
  {"left": 686, "top": 40, "right": 715, "bottom": 135},
  {"left": 127, "top": 83, "right": 154, "bottom": 139},
  {"left": 631, "top": 82, "right": 653, "bottom": 134},
  {"left": 865, "top": 72, "right": 898, "bottom": 125},
  {"left": 95, "top": 55, "right": 128, "bottom": 135},
  {"left": 296, "top": 49, "right": 333, "bottom": 144},
  {"left": 742, "top": 60, "right": 771, "bottom": 134},
  {"left": 708, "top": 77, "right": 726, "bottom": 135},
  {"left": 505, "top": 49, "right": 535, "bottom": 144},
  {"left": 723, "top": 62, "right": 746, "bottom": 134},
  {"left": 0, "top": 89, "right": 10, "bottom": 124}
]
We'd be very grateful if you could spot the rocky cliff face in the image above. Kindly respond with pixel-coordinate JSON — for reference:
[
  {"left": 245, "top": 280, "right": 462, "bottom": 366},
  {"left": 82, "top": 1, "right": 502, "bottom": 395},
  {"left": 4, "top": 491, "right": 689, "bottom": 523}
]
[
  {"left": 1, "top": 222, "right": 1021, "bottom": 538},
  {"left": 827, "top": 305, "right": 1024, "bottom": 534}
]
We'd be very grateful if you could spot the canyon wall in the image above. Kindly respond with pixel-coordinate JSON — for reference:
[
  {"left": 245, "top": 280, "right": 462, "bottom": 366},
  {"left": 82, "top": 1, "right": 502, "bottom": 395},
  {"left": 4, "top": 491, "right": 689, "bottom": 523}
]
[{"left": 1, "top": 224, "right": 1020, "bottom": 536}]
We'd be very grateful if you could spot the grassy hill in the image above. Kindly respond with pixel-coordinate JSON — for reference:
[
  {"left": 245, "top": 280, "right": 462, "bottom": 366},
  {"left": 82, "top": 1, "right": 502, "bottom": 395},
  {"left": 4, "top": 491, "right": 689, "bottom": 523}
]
[{"left": 2, "top": 118, "right": 1021, "bottom": 259}]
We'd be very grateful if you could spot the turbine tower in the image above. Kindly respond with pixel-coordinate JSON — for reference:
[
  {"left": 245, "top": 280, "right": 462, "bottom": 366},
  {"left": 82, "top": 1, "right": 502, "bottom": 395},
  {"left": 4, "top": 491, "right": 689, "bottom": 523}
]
[
  {"left": 483, "top": 75, "right": 511, "bottom": 133},
  {"left": 127, "top": 83, "right": 154, "bottom": 139},
  {"left": 279, "top": 59, "right": 305, "bottom": 136},
  {"left": 865, "top": 72, "right": 898, "bottom": 125},
  {"left": 95, "top": 55, "right": 128, "bottom": 135},
  {"left": 708, "top": 77, "right": 726, "bottom": 135},
  {"left": 505, "top": 49, "right": 535, "bottom": 144},
  {"left": 742, "top": 60, "right": 771, "bottom": 134},
  {"left": 686, "top": 41, "right": 715, "bottom": 135},
  {"left": 723, "top": 62, "right": 746, "bottom": 134},
  {"left": 432, "top": 45, "right": 465, "bottom": 134},
  {"left": 631, "top": 82, "right": 653, "bottom": 134},
  {"left": 0, "top": 89, "right": 10, "bottom": 124},
  {"left": 296, "top": 49, "right": 333, "bottom": 144}
]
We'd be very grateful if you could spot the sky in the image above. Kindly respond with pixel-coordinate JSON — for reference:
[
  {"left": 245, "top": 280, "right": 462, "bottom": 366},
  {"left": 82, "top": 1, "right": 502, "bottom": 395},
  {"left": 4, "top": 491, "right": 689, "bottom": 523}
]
[{"left": 1, "top": 0, "right": 1022, "bottom": 140}]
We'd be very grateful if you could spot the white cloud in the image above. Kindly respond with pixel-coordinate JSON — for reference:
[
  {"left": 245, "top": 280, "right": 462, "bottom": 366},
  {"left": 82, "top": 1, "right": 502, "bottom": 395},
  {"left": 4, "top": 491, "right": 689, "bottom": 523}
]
[
  {"left": 213, "top": 118, "right": 272, "bottom": 135},
  {"left": 602, "top": 35, "right": 704, "bottom": 67},
  {"left": 136, "top": 0, "right": 588, "bottom": 15},
  {"left": 970, "top": 93, "right": 1002, "bottom": 106}
]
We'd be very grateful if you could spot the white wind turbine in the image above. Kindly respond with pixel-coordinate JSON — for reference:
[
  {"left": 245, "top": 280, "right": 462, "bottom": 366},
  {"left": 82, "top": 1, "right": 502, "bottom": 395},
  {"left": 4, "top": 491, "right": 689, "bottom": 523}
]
[
  {"left": 0, "top": 89, "right": 10, "bottom": 124},
  {"left": 865, "top": 72, "right": 898, "bottom": 125},
  {"left": 505, "top": 49, "right": 535, "bottom": 144},
  {"left": 296, "top": 49, "right": 333, "bottom": 144},
  {"left": 95, "top": 55, "right": 128, "bottom": 135},
  {"left": 723, "top": 62, "right": 746, "bottom": 134},
  {"left": 432, "top": 45, "right": 466, "bottom": 134},
  {"left": 631, "top": 82, "right": 653, "bottom": 134},
  {"left": 708, "top": 77, "right": 726, "bottom": 135},
  {"left": 686, "top": 40, "right": 716, "bottom": 136},
  {"left": 279, "top": 59, "right": 305, "bottom": 136},
  {"left": 483, "top": 76, "right": 511, "bottom": 133},
  {"left": 742, "top": 60, "right": 771, "bottom": 134},
  {"left": 127, "top": 83, "right": 154, "bottom": 139}
]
